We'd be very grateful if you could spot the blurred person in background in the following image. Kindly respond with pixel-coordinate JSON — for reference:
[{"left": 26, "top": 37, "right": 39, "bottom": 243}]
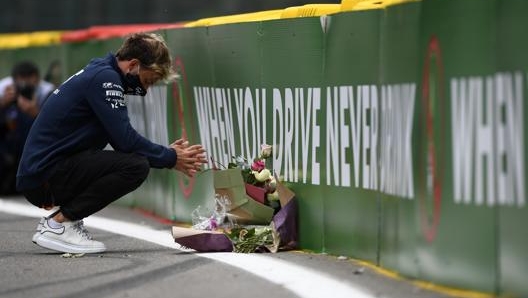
[
  {"left": 44, "top": 60, "right": 63, "bottom": 88},
  {"left": 0, "top": 61, "right": 54, "bottom": 194},
  {"left": 17, "top": 33, "right": 207, "bottom": 254}
]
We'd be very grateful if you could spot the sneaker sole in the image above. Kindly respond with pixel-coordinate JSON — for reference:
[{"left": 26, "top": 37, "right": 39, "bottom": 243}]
[{"left": 35, "top": 235, "right": 106, "bottom": 254}]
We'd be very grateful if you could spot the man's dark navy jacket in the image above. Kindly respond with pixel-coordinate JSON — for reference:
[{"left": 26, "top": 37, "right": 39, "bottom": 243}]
[{"left": 16, "top": 53, "right": 176, "bottom": 191}]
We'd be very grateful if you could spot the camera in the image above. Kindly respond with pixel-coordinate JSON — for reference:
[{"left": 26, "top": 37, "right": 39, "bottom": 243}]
[{"left": 16, "top": 83, "right": 36, "bottom": 99}]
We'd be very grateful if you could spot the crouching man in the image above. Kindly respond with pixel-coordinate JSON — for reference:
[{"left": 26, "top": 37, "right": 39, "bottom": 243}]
[{"left": 17, "top": 33, "right": 207, "bottom": 254}]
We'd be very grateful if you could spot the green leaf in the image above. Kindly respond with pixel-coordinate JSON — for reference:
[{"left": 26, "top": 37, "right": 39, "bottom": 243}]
[{"left": 246, "top": 228, "right": 256, "bottom": 238}]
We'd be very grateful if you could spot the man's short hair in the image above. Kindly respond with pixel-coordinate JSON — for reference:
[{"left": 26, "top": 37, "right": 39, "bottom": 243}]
[
  {"left": 12, "top": 61, "right": 39, "bottom": 79},
  {"left": 115, "top": 32, "right": 178, "bottom": 83}
]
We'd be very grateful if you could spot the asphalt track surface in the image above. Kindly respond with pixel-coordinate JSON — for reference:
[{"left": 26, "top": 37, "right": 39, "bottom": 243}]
[{"left": 0, "top": 197, "right": 454, "bottom": 298}]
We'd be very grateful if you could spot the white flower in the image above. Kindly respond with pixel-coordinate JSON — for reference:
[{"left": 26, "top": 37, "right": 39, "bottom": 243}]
[
  {"left": 253, "top": 168, "right": 271, "bottom": 182},
  {"left": 234, "top": 156, "right": 249, "bottom": 169},
  {"left": 234, "top": 156, "right": 245, "bottom": 164},
  {"left": 260, "top": 144, "right": 272, "bottom": 158}
]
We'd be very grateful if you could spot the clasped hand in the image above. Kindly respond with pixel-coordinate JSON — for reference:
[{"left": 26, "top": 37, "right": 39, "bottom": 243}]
[{"left": 170, "top": 138, "right": 207, "bottom": 177}]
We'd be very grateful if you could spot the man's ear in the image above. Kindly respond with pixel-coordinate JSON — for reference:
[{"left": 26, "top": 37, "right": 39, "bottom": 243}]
[{"left": 129, "top": 59, "right": 140, "bottom": 68}]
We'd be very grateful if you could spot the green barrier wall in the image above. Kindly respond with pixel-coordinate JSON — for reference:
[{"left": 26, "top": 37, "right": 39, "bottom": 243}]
[
  {"left": 418, "top": 0, "right": 498, "bottom": 292},
  {"left": 379, "top": 0, "right": 421, "bottom": 279},
  {"left": 496, "top": 0, "right": 528, "bottom": 296},
  {"left": 2, "top": 0, "right": 528, "bottom": 296}
]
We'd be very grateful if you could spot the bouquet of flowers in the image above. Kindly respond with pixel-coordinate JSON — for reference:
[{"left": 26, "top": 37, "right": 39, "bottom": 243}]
[
  {"left": 171, "top": 144, "right": 298, "bottom": 253},
  {"left": 228, "top": 144, "right": 280, "bottom": 210},
  {"left": 172, "top": 193, "right": 297, "bottom": 253}
]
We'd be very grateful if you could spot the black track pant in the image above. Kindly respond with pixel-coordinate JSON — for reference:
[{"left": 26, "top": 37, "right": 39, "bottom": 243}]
[{"left": 23, "top": 150, "right": 150, "bottom": 221}]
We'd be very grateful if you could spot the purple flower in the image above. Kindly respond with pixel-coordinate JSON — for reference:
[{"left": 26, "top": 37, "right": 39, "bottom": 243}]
[
  {"left": 251, "top": 160, "right": 266, "bottom": 172},
  {"left": 209, "top": 217, "right": 218, "bottom": 230}
]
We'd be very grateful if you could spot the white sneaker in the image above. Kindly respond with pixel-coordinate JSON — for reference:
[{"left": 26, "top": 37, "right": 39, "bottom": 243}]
[
  {"left": 32, "top": 210, "right": 61, "bottom": 243},
  {"left": 31, "top": 217, "right": 46, "bottom": 243},
  {"left": 35, "top": 218, "right": 106, "bottom": 253}
]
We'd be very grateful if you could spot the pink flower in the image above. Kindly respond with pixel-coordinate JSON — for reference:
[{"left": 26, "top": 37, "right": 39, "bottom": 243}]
[{"left": 251, "top": 160, "right": 265, "bottom": 172}]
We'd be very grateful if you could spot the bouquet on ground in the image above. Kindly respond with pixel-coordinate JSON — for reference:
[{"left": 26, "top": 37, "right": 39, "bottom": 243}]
[
  {"left": 172, "top": 144, "right": 298, "bottom": 253},
  {"left": 172, "top": 193, "right": 297, "bottom": 253}
]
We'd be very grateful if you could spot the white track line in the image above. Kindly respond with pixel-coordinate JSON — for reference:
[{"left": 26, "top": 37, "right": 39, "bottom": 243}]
[{"left": 0, "top": 198, "right": 374, "bottom": 298}]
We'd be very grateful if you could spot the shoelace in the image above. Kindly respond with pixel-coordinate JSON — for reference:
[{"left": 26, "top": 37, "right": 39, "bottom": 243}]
[{"left": 72, "top": 220, "right": 93, "bottom": 240}]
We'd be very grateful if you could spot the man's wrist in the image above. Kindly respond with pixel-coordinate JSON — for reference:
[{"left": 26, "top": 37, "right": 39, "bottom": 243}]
[{"left": 171, "top": 147, "right": 178, "bottom": 168}]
